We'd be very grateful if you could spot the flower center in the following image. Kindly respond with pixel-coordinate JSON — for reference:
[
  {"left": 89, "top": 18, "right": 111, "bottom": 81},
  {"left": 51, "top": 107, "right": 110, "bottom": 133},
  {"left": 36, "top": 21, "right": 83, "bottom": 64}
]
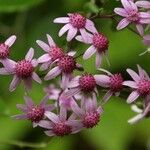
[
  {"left": 15, "top": 60, "right": 33, "bottom": 78},
  {"left": 127, "top": 10, "right": 140, "bottom": 22},
  {"left": 109, "top": 73, "right": 123, "bottom": 92},
  {"left": 92, "top": 33, "right": 109, "bottom": 53},
  {"left": 79, "top": 74, "right": 96, "bottom": 93},
  {"left": 69, "top": 13, "right": 86, "bottom": 28},
  {"left": 27, "top": 106, "right": 45, "bottom": 122},
  {"left": 57, "top": 55, "right": 76, "bottom": 73},
  {"left": 0, "top": 43, "right": 9, "bottom": 59},
  {"left": 49, "top": 46, "right": 64, "bottom": 61},
  {"left": 137, "top": 80, "right": 150, "bottom": 95},
  {"left": 83, "top": 111, "right": 100, "bottom": 128},
  {"left": 53, "top": 122, "right": 72, "bottom": 136}
]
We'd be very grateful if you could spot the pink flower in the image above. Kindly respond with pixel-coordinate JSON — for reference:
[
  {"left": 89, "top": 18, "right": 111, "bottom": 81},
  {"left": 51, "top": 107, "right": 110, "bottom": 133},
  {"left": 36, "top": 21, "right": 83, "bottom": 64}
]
[
  {"left": 135, "top": 0, "right": 150, "bottom": 9},
  {"left": 128, "top": 102, "right": 150, "bottom": 124},
  {"left": 70, "top": 94, "right": 103, "bottom": 128},
  {"left": 38, "top": 106, "right": 82, "bottom": 137},
  {"left": 63, "top": 73, "right": 106, "bottom": 99},
  {"left": 76, "top": 32, "right": 109, "bottom": 68},
  {"left": 0, "top": 35, "right": 16, "bottom": 65},
  {"left": 114, "top": 0, "right": 150, "bottom": 35},
  {"left": 0, "top": 48, "right": 41, "bottom": 92},
  {"left": 53, "top": 13, "right": 97, "bottom": 42},
  {"left": 96, "top": 68, "right": 124, "bottom": 103},
  {"left": 36, "top": 34, "right": 64, "bottom": 71},
  {"left": 44, "top": 84, "right": 61, "bottom": 100},
  {"left": 12, "top": 95, "right": 54, "bottom": 127},
  {"left": 44, "top": 52, "right": 81, "bottom": 89},
  {"left": 143, "top": 34, "right": 150, "bottom": 45},
  {"left": 123, "top": 65, "right": 150, "bottom": 103}
]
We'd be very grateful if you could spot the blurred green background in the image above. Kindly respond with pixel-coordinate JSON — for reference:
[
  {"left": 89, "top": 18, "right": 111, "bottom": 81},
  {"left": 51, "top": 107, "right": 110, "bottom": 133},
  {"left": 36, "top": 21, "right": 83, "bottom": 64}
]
[{"left": 0, "top": 0, "right": 150, "bottom": 150}]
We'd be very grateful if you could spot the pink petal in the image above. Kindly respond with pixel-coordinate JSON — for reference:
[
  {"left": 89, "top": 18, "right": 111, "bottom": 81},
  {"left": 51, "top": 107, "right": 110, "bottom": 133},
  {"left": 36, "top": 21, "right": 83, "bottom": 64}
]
[
  {"left": 25, "top": 48, "right": 34, "bottom": 61},
  {"left": 67, "top": 51, "right": 76, "bottom": 57},
  {"left": 31, "top": 59, "right": 38, "bottom": 67},
  {"left": 85, "top": 19, "right": 97, "bottom": 33},
  {"left": 53, "top": 17, "right": 69, "bottom": 23},
  {"left": 61, "top": 73, "right": 71, "bottom": 89},
  {"left": 24, "top": 96, "right": 34, "bottom": 108},
  {"left": 9, "top": 75, "right": 21, "bottom": 92},
  {"left": 38, "top": 120, "right": 53, "bottom": 129},
  {"left": 67, "top": 27, "right": 78, "bottom": 41},
  {"left": 127, "top": 68, "right": 140, "bottom": 81},
  {"left": 58, "top": 24, "right": 71, "bottom": 37},
  {"left": 83, "top": 45, "right": 96, "bottom": 59},
  {"left": 32, "top": 72, "right": 42, "bottom": 84},
  {"left": 44, "top": 130, "right": 55, "bottom": 137},
  {"left": 46, "top": 34, "right": 56, "bottom": 47},
  {"left": 38, "top": 54, "right": 51, "bottom": 63},
  {"left": 139, "top": 12, "right": 150, "bottom": 18},
  {"left": 68, "top": 76, "right": 80, "bottom": 88},
  {"left": 127, "top": 90, "right": 140, "bottom": 103},
  {"left": 59, "top": 106, "right": 67, "bottom": 121},
  {"left": 94, "top": 74, "right": 110, "bottom": 87},
  {"left": 23, "top": 78, "right": 32, "bottom": 91},
  {"left": 121, "top": 0, "right": 136, "bottom": 11},
  {"left": 114, "top": 8, "right": 128, "bottom": 17},
  {"left": 117, "top": 18, "right": 130, "bottom": 30},
  {"left": 44, "top": 66, "right": 61, "bottom": 80},
  {"left": 103, "top": 90, "right": 113, "bottom": 103},
  {"left": 40, "top": 61, "right": 52, "bottom": 71},
  {"left": 16, "top": 104, "right": 27, "bottom": 112},
  {"left": 123, "top": 81, "right": 138, "bottom": 88},
  {"left": 136, "top": 24, "right": 144, "bottom": 36},
  {"left": 12, "top": 114, "right": 28, "bottom": 120},
  {"left": 2, "top": 59, "right": 16, "bottom": 73},
  {"left": 135, "top": 1, "right": 150, "bottom": 8},
  {"left": 5, "top": 35, "right": 17, "bottom": 47},
  {"left": 95, "top": 52, "right": 102, "bottom": 68},
  {"left": 79, "top": 28, "right": 89, "bottom": 43},
  {"left": 139, "top": 18, "right": 150, "bottom": 24},
  {"left": 64, "top": 87, "right": 81, "bottom": 99},
  {"left": 0, "top": 68, "right": 10, "bottom": 75},
  {"left": 36, "top": 40, "right": 50, "bottom": 52},
  {"left": 45, "top": 111, "right": 59, "bottom": 123}
]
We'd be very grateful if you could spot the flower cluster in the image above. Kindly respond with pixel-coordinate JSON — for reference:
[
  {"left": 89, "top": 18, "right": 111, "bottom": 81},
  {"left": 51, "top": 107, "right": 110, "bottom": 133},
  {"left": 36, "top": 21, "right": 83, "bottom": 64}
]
[{"left": 0, "top": 6, "right": 149, "bottom": 138}]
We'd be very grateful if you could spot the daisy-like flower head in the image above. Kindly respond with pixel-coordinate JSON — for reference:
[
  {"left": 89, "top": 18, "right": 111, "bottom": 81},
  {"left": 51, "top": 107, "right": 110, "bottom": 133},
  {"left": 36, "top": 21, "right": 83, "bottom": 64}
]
[
  {"left": 76, "top": 32, "right": 109, "bottom": 68},
  {"left": 0, "top": 35, "right": 16, "bottom": 64},
  {"left": 12, "top": 95, "right": 54, "bottom": 127},
  {"left": 135, "top": 0, "right": 150, "bottom": 9},
  {"left": 128, "top": 102, "right": 150, "bottom": 124},
  {"left": 114, "top": 0, "right": 150, "bottom": 35},
  {"left": 0, "top": 48, "right": 42, "bottom": 92},
  {"left": 123, "top": 65, "right": 150, "bottom": 103},
  {"left": 44, "top": 51, "right": 81, "bottom": 89},
  {"left": 38, "top": 106, "right": 83, "bottom": 137},
  {"left": 71, "top": 94, "right": 103, "bottom": 128},
  {"left": 143, "top": 34, "right": 150, "bottom": 46},
  {"left": 96, "top": 68, "right": 124, "bottom": 103},
  {"left": 36, "top": 34, "right": 64, "bottom": 71},
  {"left": 53, "top": 13, "right": 97, "bottom": 42}
]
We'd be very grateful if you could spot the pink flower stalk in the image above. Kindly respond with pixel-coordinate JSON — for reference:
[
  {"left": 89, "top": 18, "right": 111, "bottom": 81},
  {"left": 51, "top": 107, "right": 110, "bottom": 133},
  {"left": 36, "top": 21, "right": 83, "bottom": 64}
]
[
  {"left": 135, "top": 1, "right": 150, "bottom": 9},
  {"left": 44, "top": 52, "right": 81, "bottom": 89},
  {"left": 114, "top": 0, "right": 150, "bottom": 35},
  {"left": 143, "top": 34, "right": 150, "bottom": 45},
  {"left": 12, "top": 95, "right": 54, "bottom": 127},
  {"left": 53, "top": 13, "right": 97, "bottom": 42},
  {"left": 0, "top": 35, "right": 16, "bottom": 65},
  {"left": 128, "top": 102, "right": 150, "bottom": 124},
  {"left": 44, "top": 84, "right": 61, "bottom": 100},
  {"left": 71, "top": 94, "right": 103, "bottom": 128},
  {"left": 38, "top": 106, "right": 83, "bottom": 137},
  {"left": 96, "top": 68, "right": 124, "bottom": 103},
  {"left": 63, "top": 73, "right": 106, "bottom": 100},
  {"left": 36, "top": 34, "right": 64, "bottom": 71},
  {"left": 123, "top": 65, "right": 150, "bottom": 103},
  {"left": 0, "top": 48, "right": 41, "bottom": 92},
  {"left": 76, "top": 32, "right": 109, "bottom": 68}
]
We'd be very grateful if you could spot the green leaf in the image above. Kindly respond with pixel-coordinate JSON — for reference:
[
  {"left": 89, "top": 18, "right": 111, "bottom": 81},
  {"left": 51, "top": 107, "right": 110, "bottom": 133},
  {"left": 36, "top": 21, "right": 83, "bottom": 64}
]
[
  {"left": 84, "top": 2, "right": 99, "bottom": 14},
  {"left": 0, "top": 0, "right": 45, "bottom": 12}
]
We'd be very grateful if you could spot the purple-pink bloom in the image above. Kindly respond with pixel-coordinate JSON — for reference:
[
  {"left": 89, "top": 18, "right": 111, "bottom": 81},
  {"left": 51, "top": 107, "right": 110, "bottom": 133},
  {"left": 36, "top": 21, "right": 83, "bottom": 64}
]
[
  {"left": 123, "top": 65, "right": 150, "bottom": 103},
  {"left": 12, "top": 95, "right": 54, "bottom": 127},
  {"left": 36, "top": 34, "right": 64, "bottom": 71},
  {"left": 76, "top": 32, "right": 109, "bottom": 68},
  {"left": 0, "top": 48, "right": 41, "bottom": 92},
  {"left": 53, "top": 13, "right": 97, "bottom": 42},
  {"left": 38, "top": 106, "right": 82, "bottom": 137},
  {"left": 96, "top": 68, "right": 124, "bottom": 103},
  {"left": 114, "top": 0, "right": 150, "bottom": 35},
  {"left": 0, "top": 35, "right": 17, "bottom": 65},
  {"left": 71, "top": 94, "right": 103, "bottom": 128},
  {"left": 135, "top": 0, "right": 150, "bottom": 9}
]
